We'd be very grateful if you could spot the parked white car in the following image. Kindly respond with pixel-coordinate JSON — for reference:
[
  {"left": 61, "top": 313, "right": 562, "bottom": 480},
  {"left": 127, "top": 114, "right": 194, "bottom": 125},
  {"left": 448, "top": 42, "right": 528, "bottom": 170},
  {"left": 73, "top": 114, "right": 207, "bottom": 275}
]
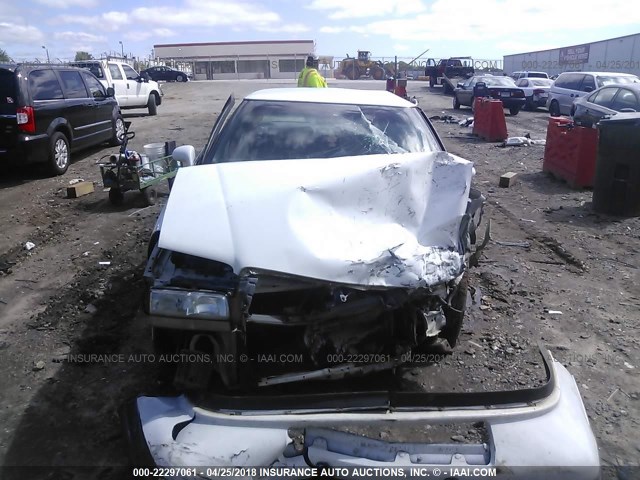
[
  {"left": 510, "top": 71, "right": 549, "bottom": 81},
  {"left": 70, "top": 60, "right": 163, "bottom": 116},
  {"left": 515, "top": 77, "right": 553, "bottom": 110}
]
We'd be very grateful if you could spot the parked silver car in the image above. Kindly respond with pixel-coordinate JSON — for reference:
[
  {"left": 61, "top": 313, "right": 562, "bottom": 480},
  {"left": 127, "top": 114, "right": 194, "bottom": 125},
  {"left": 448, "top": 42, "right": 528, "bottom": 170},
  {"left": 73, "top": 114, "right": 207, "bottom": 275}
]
[
  {"left": 572, "top": 83, "right": 640, "bottom": 127},
  {"left": 547, "top": 71, "right": 639, "bottom": 116}
]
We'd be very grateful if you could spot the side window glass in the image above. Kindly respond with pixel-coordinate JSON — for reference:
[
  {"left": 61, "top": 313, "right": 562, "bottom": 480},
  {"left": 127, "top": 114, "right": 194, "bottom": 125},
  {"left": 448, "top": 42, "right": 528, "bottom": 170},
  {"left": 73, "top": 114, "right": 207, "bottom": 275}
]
[
  {"left": 121, "top": 65, "right": 139, "bottom": 80},
  {"left": 108, "top": 64, "right": 123, "bottom": 80},
  {"left": 28, "top": 69, "right": 64, "bottom": 100},
  {"left": 611, "top": 89, "right": 640, "bottom": 111},
  {"left": 58, "top": 70, "right": 89, "bottom": 99},
  {"left": 81, "top": 72, "right": 107, "bottom": 99},
  {"left": 592, "top": 88, "right": 618, "bottom": 107},
  {"left": 581, "top": 75, "right": 596, "bottom": 92}
]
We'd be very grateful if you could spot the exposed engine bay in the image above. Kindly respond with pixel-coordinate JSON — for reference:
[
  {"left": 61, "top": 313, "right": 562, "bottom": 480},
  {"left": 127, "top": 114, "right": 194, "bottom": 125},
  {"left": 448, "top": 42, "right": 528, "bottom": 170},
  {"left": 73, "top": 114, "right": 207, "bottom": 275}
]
[{"left": 143, "top": 152, "right": 487, "bottom": 389}]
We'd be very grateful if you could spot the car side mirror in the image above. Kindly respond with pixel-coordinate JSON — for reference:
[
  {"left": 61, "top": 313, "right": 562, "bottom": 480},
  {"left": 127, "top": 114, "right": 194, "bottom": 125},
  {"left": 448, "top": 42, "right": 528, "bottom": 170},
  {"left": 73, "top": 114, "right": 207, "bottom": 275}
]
[
  {"left": 106, "top": 87, "right": 115, "bottom": 97},
  {"left": 172, "top": 145, "right": 196, "bottom": 167}
]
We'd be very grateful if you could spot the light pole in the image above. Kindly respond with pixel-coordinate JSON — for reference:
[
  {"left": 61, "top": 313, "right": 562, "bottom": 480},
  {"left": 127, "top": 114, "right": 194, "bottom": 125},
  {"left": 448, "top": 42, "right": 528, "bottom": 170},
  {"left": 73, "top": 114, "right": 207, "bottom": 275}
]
[
  {"left": 41, "top": 45, "right": 50, "bottom": 63},
  {"left": 119, "top": 41, "right": 124, "bottom": 58}
]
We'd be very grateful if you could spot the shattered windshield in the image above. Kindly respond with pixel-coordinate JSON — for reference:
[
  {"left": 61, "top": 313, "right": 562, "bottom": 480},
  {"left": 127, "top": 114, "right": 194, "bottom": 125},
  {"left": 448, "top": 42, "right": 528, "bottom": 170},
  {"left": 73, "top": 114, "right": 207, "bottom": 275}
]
[{"left": 206, "top": 100, "right": 441, "bottom": 163}]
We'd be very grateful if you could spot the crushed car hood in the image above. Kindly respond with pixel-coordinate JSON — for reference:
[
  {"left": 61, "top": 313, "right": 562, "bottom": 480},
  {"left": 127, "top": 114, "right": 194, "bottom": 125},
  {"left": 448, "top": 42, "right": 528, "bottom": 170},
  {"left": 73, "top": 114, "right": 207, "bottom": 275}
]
[{"left": 159, "top": 152, "right": 474, "bottom": 288}]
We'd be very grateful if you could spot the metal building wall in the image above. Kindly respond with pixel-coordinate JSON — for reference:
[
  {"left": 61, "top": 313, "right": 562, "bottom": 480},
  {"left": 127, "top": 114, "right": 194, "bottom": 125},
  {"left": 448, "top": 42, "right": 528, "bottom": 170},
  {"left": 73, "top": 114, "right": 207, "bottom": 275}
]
[
  {"left": 153, "top": 40, "right": 317, "bottom": 80},
  {"left": 504, "top": 33, "right": 640, "bottom": 77}
]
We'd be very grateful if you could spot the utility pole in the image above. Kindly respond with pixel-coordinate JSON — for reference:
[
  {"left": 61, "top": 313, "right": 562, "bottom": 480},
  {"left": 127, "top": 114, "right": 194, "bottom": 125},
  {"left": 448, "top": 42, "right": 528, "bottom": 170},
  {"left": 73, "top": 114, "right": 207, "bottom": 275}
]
[
  {"left": 119, "top": 41, "right": 124, "bottom": 58},
  {"left": 42, "top": 45, "right": 50, "bottom": 63}
]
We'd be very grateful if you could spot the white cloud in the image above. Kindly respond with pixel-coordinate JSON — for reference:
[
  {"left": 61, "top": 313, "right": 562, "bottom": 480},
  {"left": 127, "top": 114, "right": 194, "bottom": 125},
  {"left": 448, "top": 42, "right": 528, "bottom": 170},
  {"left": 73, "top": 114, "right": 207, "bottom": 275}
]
[
  {"left": 34, "top": 0, "right": 98, "bottom": 8},
  {"left": 153, "top": 28, "right": 177, "bottom": 38},
  {"left": 309, "top": 0, "right": 426, "bottom": 19},
  {"left": 130, "top": 1, "right": 280, "bottom": 28},
  {"left": 53, "top": 11, "right": 129, "bottom": 32},
  {"left": 256, "top": 23, "right": 310, "bottom": 33},
  {"left": 124, "top": 28, "right": 177, "bottom": 42},
  {"left": 319, "top": 26, "right": 345, "bottom": 33},
  {"left": 54, "top": 31, "right": 106, "bottom": 43},
  {"left": 393, "top": 44, "right": 410, "bottom": 52},
  {"left": 0, "top": 22, "right": 44, "bottom": 46},
  {"left": 355, "top": 0, "right": 640, "bottom": 43}
]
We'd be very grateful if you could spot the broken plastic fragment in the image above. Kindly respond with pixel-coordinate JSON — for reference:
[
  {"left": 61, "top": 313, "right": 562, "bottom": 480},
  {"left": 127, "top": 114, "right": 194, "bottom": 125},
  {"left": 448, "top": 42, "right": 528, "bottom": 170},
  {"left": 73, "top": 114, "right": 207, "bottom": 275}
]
[{"left": 24, "top": 242, "right": 36, "bottom": 251}]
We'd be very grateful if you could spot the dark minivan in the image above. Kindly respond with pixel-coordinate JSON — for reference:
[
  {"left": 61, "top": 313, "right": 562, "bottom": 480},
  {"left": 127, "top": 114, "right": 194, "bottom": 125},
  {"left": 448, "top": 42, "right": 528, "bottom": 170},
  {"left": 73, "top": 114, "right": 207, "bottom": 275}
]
[{"left": 0, "top": 64, "right": 124, "bottom": 175}]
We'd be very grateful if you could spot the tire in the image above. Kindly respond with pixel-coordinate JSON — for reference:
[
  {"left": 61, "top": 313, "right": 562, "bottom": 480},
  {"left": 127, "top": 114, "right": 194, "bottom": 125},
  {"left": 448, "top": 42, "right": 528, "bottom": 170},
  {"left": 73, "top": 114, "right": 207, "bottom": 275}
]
[
  {"left": 470, "top": 96, "right": 476, "bottom": 113},
  {"left": 109, "top": 188, "right": 124, "bottom": 205},
  {"left": 453, "top": 95, "right": 460, "bottom": 110},
  {"left": 176, "top": 74, "right": 186, "bottom": 82},
  {"left": 429, "top": 76, "right": 435, "bottom": 88},
  {"left": 371, "top": 67, "right": 384, "bottom": 80},
  {"left": 151, "top": 327, "right": 180, "bottom": 355},
  {"left": 549, "top": 100, "right": 560, "bottom": 117},
  {"left": 110, "top": 114, "right": 125, "bottom": 146},
  {"left": 48, "top": 131, "right": 70, "bottom": 176},
  {"left": 141, "top": 186, "right": 157, "bottom": 206},
  {"left": 523, "top": 98, "right": 533, "bottom": 111},
  {"left": 509, "top": 106, "right": 521, "bottom": 116},
  {"left": 344, "top": 64, "right": 359, "bottom": 80},
  {"left": 147, "top": 94, "right": 158, "bottom": 116},
  {"left": 440, "top": 271, "right": 469, "bottom": 348}
]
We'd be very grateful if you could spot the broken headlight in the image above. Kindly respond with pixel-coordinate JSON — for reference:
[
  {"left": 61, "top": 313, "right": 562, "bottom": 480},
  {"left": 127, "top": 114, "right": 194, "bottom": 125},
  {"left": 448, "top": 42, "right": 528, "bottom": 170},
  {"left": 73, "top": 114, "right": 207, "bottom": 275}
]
[{"left": 149, "top": 289, "right": 229, "bottom": 320}]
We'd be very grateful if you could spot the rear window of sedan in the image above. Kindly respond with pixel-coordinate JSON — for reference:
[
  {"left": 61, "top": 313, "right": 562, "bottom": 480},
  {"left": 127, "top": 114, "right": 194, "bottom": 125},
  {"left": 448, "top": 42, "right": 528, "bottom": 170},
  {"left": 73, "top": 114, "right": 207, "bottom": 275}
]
[
  {"left": 480, "top": 77, "right": 517, "bottom": 87},
  {"left": 207, "top": 100, "right": 442, "bottom": 163},
  {"left": 597, "top": 75, "right": 639, "bottom": 87}
]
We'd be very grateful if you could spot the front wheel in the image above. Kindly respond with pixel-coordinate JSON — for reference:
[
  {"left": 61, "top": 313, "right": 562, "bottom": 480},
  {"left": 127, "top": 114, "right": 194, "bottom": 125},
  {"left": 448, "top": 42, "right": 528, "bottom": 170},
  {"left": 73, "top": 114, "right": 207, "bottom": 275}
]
[
  {"left": 109, "top": 188, "right": 124, "bottom": 205},
  {"left": 110, "top": 114, "right": 125, "bottom": 146},
  {"left": 549, "top": 100, "right": 560, "bottom": 117},
  {"left": 440, "top": 271, "right": 469, "bottom": 348},
  {"left": 453, "top": 95, "right": 460, "bottom": 110},
  {"left": 141, "top": 186, "right": 157, "bottom": 206},
  {"left": 48, "top": 131, "right": 70, "bottom": 176},
  {"left": 176, "top": 74, "right": 186, "bottom": 82},
  {"left": 147, "top": 94, "right": 158, "bottom": 116},
  {"left": 509, "top": 106, "right": 521, "bottom": 116}
]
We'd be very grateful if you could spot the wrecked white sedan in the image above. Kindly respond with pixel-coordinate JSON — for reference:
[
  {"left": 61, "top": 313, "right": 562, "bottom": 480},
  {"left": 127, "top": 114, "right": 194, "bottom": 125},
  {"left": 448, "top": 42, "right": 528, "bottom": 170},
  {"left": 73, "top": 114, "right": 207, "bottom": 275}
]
[
  {"left": 142, "top": 88, "right": 487, "bottom": 389},
  {"left": 127, "top": 89, "right": 599, "bottom": 477}
]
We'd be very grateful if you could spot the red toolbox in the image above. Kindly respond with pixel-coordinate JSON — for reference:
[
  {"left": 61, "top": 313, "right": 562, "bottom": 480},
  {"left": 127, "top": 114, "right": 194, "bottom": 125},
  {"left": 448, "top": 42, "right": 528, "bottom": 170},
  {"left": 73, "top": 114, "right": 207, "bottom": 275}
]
[{"left": 543, "top": 117, "right": 598, "bottom": 188}]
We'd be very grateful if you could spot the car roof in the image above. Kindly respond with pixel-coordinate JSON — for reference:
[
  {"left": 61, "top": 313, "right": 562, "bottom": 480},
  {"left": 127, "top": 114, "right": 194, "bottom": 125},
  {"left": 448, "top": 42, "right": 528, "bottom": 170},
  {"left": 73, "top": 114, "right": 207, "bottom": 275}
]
[
  {"left": 11, "top": 64, "right": 93, "bottom": 74},
  {"left": 558, "top": 71, "right": 638, "bottom": 77},
  {"left": 245, "top": 88, "right": 417, "bottom": 107},
  {"left": 593, "top": 83, "right": 640, "bottom": 91}
]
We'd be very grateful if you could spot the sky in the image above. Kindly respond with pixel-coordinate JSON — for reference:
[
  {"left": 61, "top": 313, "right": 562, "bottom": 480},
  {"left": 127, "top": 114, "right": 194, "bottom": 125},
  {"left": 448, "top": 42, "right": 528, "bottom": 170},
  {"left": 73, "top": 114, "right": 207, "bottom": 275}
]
[{"left": 1, "top": 0, "right": 639, "bottom": 63}]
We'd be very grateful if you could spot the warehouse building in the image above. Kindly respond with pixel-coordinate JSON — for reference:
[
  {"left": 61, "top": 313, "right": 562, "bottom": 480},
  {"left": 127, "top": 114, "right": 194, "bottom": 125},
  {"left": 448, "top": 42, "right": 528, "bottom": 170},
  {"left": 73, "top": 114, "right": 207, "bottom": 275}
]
[
  {"left": 503, "top": 33, "right": 640, "bottom": 77},
  {"left": 153, "top": 40, "right": 324, "bottom": 80}
]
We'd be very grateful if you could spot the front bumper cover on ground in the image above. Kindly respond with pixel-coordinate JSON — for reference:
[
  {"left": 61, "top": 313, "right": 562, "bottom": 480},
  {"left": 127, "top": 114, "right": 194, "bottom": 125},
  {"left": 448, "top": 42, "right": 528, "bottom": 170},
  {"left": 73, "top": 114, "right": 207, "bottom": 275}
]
[{"left": 121, "top": 348, "right": 599, "bottom": 479}]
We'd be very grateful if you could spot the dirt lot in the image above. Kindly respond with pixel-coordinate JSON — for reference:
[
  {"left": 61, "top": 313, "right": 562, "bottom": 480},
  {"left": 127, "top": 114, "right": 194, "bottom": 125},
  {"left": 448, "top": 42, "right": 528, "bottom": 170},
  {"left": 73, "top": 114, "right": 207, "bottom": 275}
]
[{"left": 0, "top": 79, "right": 638, "bottom": 479}]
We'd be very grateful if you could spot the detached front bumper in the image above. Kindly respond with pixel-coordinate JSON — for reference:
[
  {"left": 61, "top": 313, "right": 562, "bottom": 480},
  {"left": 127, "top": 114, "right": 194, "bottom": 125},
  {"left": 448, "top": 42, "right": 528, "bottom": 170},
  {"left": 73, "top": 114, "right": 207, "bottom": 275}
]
[{"left": 122, "top": 349, "right": 599, "bottom": 479}]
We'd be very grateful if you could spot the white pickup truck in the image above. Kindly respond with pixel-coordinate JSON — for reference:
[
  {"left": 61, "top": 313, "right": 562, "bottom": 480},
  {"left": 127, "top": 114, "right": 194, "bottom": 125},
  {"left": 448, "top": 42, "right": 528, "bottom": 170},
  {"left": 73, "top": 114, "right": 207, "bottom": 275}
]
[{"left": 70, "top": 59, "right": 163, "bottom": 116}]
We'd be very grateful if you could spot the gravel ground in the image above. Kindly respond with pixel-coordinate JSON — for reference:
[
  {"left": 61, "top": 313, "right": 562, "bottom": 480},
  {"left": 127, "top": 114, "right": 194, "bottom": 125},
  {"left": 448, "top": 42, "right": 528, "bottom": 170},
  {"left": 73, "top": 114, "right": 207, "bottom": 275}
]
[{"left": 0, "top": 79, "right": 638, "bottom": 479}]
